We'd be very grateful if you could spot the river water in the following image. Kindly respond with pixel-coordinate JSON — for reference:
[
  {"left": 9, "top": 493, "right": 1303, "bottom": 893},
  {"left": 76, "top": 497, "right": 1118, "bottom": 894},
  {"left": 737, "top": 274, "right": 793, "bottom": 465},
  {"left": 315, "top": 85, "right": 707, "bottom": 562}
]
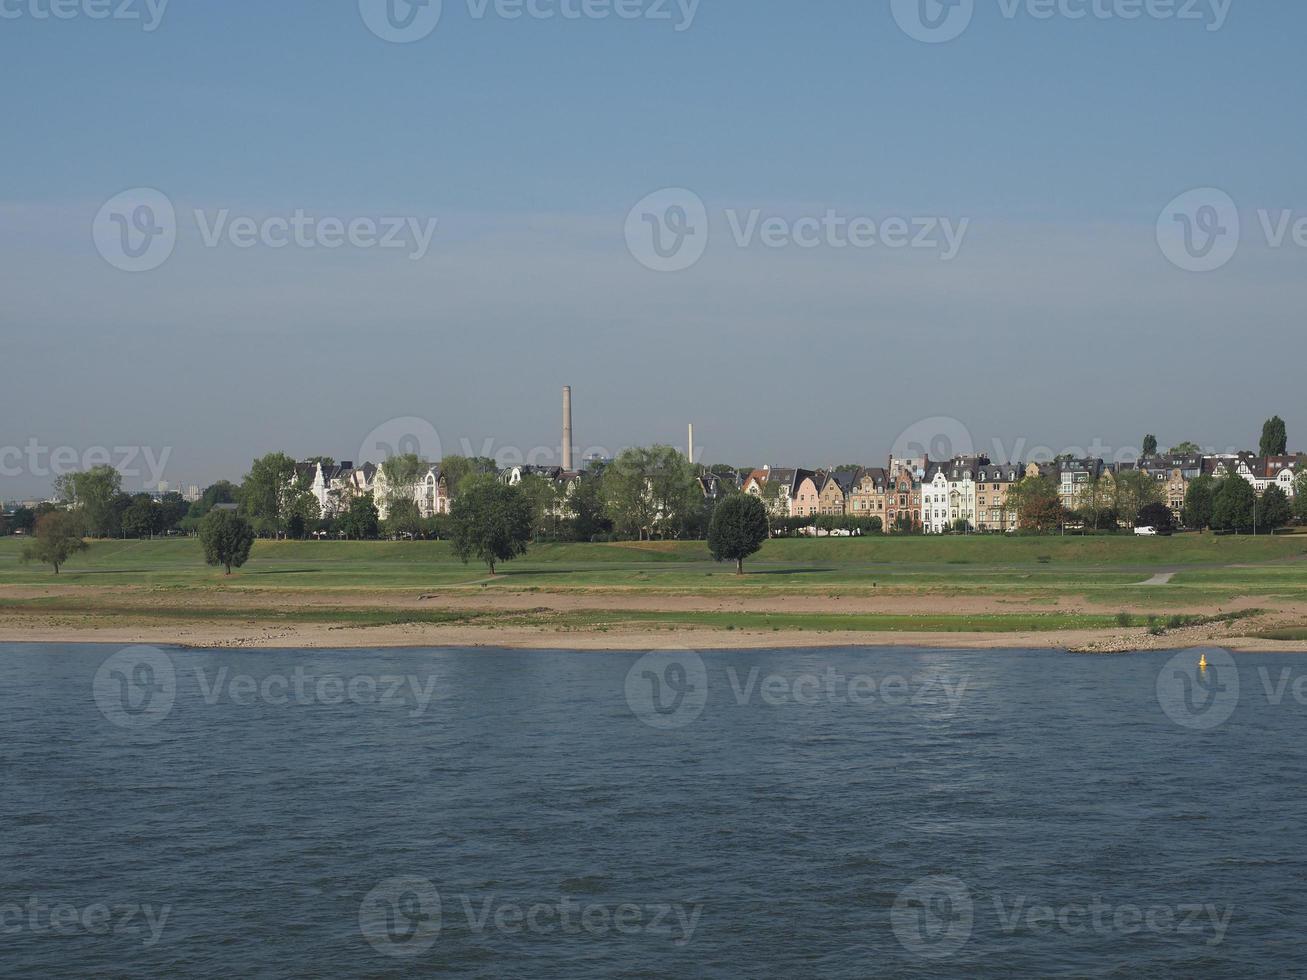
[{"left": 1, "top": 643, "right": 1302, "bottom": 978}]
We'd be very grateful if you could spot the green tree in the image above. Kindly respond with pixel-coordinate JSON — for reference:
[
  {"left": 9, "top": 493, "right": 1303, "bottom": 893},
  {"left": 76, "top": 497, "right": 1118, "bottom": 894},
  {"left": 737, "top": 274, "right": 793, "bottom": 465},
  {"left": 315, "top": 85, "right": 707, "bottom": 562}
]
[
  {"left": 240, "top": 452, "right": 299, "bottom": 538},
  {"left": 198, "top": 509, "right": 256, "bottom": 574},
  {"left": 380, "top": 453, "right": 429, "bottom": 511},
  {"left": 1142, "top": 434, "right": 1158, "bottom": 457},
  {"left": 1113, "top": 469, "right": 1162, "bottom": 529},
  {"left": 1296, "top": 471, "right": 1307, "bottom": 523},
  {"left": 384, "top": 497, "right": 423, "bottom": 539},
  {"left": 1076, "top": 475, "right": 1115, "bottom": 530},
  {"left": 21, "top": 511, "right": 88, "bottom": 574},
  {"left": 450, "top": 477, "right": 531, "bottom": 574},
  {"left": 337, "top": 493, "right": 381, "bottom": 540},
  {"left": 156, "top": 491, "right": 189, "bottom": 532},
  {"left": 1259, "top": 485, "right": 1293, "bottom": 532},
  {"left": 602, "top": 446, "right": 697, "bottom": 540},
  {"left": 1169, "top": 441, "right": 1201, "bottom": 454},
  {"left": 439, "top": 456, "right": 497, "bottom": 498},
  {"left": 120, "top": 493, "right": 161, "bottom": 538},
  {"left": 10, "top": 507, "right": 36, "bottom": 535},
  {"left": 54, "top": 465, "right": 122, "bottom": 537},
  {"left": 286, "top": 492, "right": 322, "bottom": 540},
  {"left": 567, "top": 471, "right": 611, "bottom": 541},
  {"left": 185, "top": 481, "right": 239, "bottom": 528},
  {"left": 1181, "top": 475, "right": 1215, "bottom": 530},
  {"left": 707, "top": 494, "right": 769, "bottom": 574},
  {"left": 1136, "top": 501, "right": 1175, "bottom": 532},
  {"left": 517, "top": 473, "right": 563, "bottom": 540},
  {"left": 1211, "top": 477, "right": 1256, "bottom": 534},
  {"left": 1260, "top": 416, "right": 1288, "bottom": 457}
]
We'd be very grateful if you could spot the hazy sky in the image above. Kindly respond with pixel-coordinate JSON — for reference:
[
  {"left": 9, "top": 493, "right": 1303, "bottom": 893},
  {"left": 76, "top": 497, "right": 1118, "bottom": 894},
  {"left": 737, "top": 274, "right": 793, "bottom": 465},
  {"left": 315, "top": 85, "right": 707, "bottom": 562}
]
[{"left": 2, "top": 0, "right": 1304, "bottom": 496}]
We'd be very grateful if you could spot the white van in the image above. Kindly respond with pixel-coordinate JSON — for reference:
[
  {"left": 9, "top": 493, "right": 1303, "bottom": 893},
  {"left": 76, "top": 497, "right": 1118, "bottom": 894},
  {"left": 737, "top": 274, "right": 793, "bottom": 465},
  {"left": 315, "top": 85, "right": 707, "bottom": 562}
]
[{"left": 1134, "top": 526, "right": 1158, "bottom": 536}]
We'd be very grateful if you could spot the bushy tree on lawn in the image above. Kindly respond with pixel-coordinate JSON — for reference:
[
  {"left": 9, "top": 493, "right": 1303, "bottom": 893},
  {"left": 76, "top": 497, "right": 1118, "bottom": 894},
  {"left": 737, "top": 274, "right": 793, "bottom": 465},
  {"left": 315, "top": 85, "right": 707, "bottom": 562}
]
[
  {"left": 338, "top": 493, "right": 381, "bottom": 540},
  {"left": 21, "top": 512, "right": 88, "bottom": 574},
  {"left": 707, "top": 494, "right": 769, "bottom": 575},
  {"left": 199, "top": 510, "right": 256, "bottom": 575},
  {"left": 450, "top": 477, "right": 532, "bottom": 575}
]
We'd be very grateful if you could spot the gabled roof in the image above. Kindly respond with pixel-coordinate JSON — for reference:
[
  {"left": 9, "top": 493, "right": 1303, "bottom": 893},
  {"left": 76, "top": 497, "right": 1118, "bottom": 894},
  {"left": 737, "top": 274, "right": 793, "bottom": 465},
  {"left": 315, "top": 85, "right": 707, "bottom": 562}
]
[{"left": 817, "top": 468, "right": 860, "bottom": 495}]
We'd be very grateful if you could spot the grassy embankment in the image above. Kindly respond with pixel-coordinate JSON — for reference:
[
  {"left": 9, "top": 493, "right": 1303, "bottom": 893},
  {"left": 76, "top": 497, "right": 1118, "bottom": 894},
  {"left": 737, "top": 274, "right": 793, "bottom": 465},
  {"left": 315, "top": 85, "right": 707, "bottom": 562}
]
[{"left": 1, "top": 534, "right": 1304, "bottom": 638}]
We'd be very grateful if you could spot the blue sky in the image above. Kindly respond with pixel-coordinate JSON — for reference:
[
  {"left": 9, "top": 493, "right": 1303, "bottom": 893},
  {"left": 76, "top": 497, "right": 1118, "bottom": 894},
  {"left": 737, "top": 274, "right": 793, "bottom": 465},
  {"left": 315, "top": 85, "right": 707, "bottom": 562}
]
[{"left": 2, "top": 0, "right": 1304, "bottom": 494}]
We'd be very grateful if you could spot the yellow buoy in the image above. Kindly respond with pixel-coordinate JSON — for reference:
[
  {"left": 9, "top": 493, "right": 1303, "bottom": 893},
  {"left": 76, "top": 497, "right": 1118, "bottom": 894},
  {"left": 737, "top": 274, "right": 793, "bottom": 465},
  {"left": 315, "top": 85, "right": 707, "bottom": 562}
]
[{"left": 1198, "top": 654, "right": 1209, "bottom": 671}]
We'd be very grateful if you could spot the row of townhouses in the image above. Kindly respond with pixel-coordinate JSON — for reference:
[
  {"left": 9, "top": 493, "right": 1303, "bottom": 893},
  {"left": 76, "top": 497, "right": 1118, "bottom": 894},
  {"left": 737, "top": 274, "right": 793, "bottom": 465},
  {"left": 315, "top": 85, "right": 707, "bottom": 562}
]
[
  {"left": 740, "top": 452, "right": 1304, "bottom": 533},
  {"left": 292, "top": 451, "right": 1304, "bottom": 531}
]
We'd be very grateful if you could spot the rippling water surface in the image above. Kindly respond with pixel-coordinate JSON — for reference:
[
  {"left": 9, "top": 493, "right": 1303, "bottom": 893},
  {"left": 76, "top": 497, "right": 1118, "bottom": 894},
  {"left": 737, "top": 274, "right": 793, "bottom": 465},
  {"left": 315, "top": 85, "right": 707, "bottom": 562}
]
[{"left": 1, "top": 643, "right": 1303, "bottom": 978}]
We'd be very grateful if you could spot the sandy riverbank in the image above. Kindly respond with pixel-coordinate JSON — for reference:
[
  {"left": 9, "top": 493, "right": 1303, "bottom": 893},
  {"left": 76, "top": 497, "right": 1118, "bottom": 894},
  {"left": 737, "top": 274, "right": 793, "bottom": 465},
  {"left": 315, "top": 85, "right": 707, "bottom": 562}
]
[
  {"left": 2, "top": 584, "right": 1305, "bottom": 653},
  {"left": 2, "top": 619, "right": 1305, "bottom": 654}
]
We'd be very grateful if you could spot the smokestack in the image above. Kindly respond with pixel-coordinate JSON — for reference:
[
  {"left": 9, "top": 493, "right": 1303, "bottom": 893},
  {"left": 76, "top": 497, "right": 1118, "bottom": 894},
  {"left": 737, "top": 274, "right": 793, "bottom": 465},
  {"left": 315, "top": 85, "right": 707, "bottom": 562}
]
[
  {"left": 688, "top": 423, "right": 695, "bottom": 466},
  {"left": 562, "top": 386, "right": 574, "bottom": 471}
]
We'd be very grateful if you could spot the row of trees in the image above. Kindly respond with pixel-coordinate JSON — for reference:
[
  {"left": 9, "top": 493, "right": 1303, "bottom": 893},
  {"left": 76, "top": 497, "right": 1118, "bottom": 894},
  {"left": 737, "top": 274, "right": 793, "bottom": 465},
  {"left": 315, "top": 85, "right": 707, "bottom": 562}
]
[
  {"left": 1139, "top": 416, "right": 1289, "bottom": 460},
  {"left": 998, "top": 468, "right": 1307, "bottom": 535},
  {"left": 1181, "top": 475, "right": 1298, "bottom": 534}
]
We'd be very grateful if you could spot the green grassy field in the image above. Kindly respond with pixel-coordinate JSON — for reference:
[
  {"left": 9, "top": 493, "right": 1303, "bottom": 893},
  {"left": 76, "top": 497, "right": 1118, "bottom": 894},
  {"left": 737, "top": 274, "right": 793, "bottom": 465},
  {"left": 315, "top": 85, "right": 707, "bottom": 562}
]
[
  {"left": 2, "top": 534, "right": 1305, "bottom": 590},
  {"left": 2, "top": 534, "right": 1303, "bottom": 638}
]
